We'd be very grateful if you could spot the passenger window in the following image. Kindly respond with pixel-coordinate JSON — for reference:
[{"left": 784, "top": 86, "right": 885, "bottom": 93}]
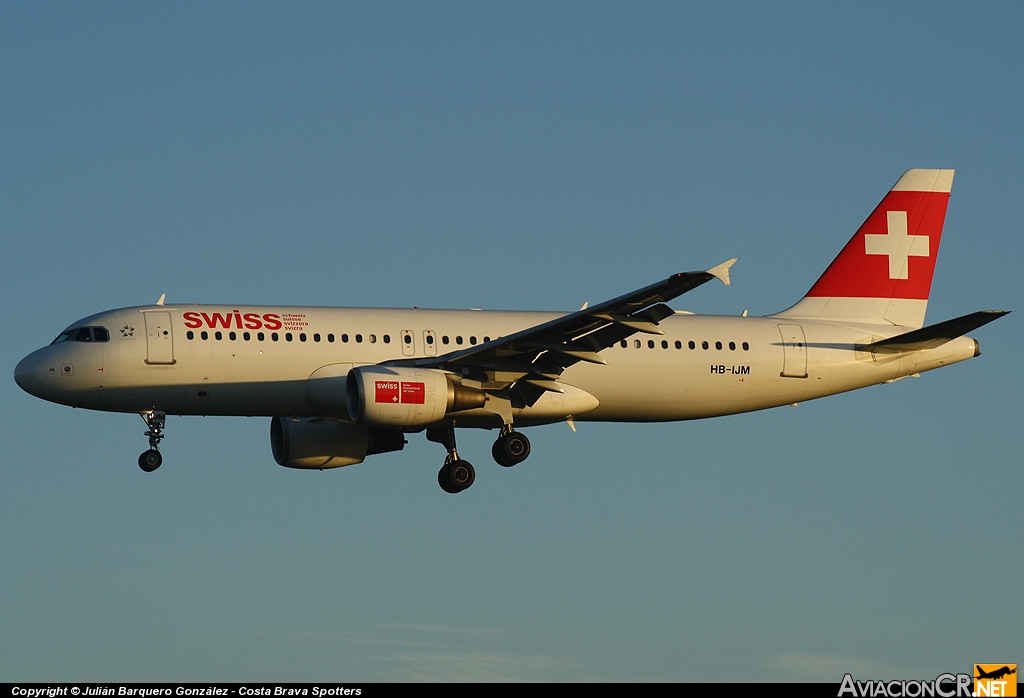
[
  {"left": 443, "top": 336, "right": 450, "bottom": 345},
  {"left": 633, "top": 339, "right": 641, "bottom": 348},
  {"left": 470, "top": 336, "right": 477, "bottom": 345},
  {"left": 426, "top": 335, "right": 434, "bottom": 345},
  {"left": 286, "top": 333, "right": 293, "bottom": 342},
  {"left": 675, "top": 340, "right": 682, "bottom": 349},
  {"left": 187, "top": 331, "right": 195, "bottom": 340},
  {"left": 201, "top": 331, "right": 209, "bottom": 340},
  {"left": 258, "top": 332, "right": 265, "bottom": 341},
  {"left": 313, "top": 334, "right": 320, "bottom": 342},
  {"left": 342, "top": 334, "right": 349, "bottom": 343},
  {"left": 300, "top": 333, "right": 307, "bottom": 342},
  {"left": 688, "top": 341, "right": 695, "bottom": 350},
  {"left": 456, "top": 336, "right": 463, "bottom": 345},
  {"left": 484, "top": 336, "right": 490, "bottom": 343},
  {"left": 383, "top": 335, "right": 390, "bottom": 343},
  {"left": 661, "top": 340, "right": 668, "bottom": 349},
  {"left": 244, "top": 332, "right": 251, "bottom": 341},
  {"left": 742, "top": 342, "right": 749, "bottom": 351},
  {"left": 272, "top": 333, "right": 279, "bottom": 341},
  {"left": 715, "top": 341, "right": 722, "bottom": 350},
  {"left": 355, "top": 334, "right": 363, "bottom": 343},
  {"left": 701, "top": 341, "right": 709, "bottom": 350},
  {"left": 215, "top": 331, "right": 223, "bottom": 340},
  {"left": 92, "top": 327, "right": 109, "bottom": 342},
  {"left": 403, "top": 334, "right": 412, "bottom": 344},
  {"left": 620, "top": 340, "right": 627, "bottom": 348},
  {"left": 229, "top": 332, "right": 237, "bottom": 340},
  {"left": 327, "top": 334, "right": 334, "bottom": 342},
  {"left": 369, "top": 334, "right": 376, "bottom": 343},
  {"left": 729, "top": 341, "right": 735, "bottom": 350},
  {"left": 647, "top": 340, "right": 655, "bottom": 348}
]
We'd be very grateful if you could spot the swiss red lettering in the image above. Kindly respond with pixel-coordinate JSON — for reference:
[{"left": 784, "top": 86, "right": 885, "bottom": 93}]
[{"left": 183, "top": 310, "right": 290, "bottom": 331}]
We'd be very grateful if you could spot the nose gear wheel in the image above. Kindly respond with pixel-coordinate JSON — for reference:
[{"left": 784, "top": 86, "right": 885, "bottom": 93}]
[{"left": 138, "top": 411, "right": 166, "bottom": 472}]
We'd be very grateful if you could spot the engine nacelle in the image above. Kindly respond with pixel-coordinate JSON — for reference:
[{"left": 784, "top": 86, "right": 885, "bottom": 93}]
[
  {"left": 346, "top": 366, "right": 486, "bottom": 427},
  {"left": 270, "top": 416, "right": 405, "bottom": 469}
]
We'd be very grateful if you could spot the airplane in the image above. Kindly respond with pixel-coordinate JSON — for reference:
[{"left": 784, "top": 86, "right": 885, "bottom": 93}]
[
  {"left": 14, "top": 169, "right": 1008, "bottom": 493},
  {"left": 975, "top": 666, "right": 1016, "bottom": 681}
]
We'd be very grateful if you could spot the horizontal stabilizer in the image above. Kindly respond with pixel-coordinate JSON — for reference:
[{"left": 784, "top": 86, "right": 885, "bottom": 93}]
[{"left": 861, "top": 310, "right": 1009, "bottom": 353}]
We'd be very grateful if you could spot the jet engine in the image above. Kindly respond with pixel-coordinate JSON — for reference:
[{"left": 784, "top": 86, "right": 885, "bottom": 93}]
[
  {"left": 346, "top": 366, "right": 486, "bottom": 427},
  {"left": 270, "top": 416, "right": 405, "bottom": 469}
]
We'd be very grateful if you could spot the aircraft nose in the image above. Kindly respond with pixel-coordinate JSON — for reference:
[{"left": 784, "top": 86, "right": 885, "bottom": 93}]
[{"left": 14, "top": 350, "right": 47, "bottom": 398}]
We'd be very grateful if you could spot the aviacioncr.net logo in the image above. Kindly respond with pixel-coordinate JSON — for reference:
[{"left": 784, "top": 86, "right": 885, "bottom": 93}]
[{"left": 838, "top": 673, "right": 973, "bottom": 698}]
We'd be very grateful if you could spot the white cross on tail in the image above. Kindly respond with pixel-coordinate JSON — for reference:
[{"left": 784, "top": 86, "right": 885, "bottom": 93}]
[{"left": 864, "top": 210, "right": 930, "bottom": 279}]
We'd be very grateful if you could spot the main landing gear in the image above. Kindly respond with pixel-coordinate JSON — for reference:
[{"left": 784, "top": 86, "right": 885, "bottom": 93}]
[
  {"left": 492, "top": 426, "right": 531, "bottom": 467},
  {"left": 427, "top": 425, "right": 533, "bottom": 493},
  {"left": 427, "top": 427, "right": 475, "bottom": 494},
  {"left": 138, "top": 410, "right": 166, "bottom": 472}
]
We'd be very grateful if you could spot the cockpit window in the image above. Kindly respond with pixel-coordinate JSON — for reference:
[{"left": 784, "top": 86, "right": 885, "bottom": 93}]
[{"left": 51, "top": 326, "right": 110, "bottom": 344}]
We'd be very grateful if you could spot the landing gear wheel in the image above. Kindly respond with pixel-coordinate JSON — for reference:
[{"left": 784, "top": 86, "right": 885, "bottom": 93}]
[
  {"left": 493, "top": 431, "right": 531, "bottom": 467},
  {"left": 139, "top": 411, "right": 167, "bottom": 472},
  {"left": 438, "top": 466, "right": 460, "bottom": 493},
  {"left": 438, "top": 459, "right": 475, "bottom": 493},
  {"left": 139, "top": 449, "right": 162, "bottom": 472}
]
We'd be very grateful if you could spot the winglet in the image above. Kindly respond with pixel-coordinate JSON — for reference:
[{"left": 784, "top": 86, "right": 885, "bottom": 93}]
[
  {"left": 155, "top": 293, "right": 166, "bottom": 306},
  {"left": 707, "top": 258, "right": 738, "bottom": 286}
]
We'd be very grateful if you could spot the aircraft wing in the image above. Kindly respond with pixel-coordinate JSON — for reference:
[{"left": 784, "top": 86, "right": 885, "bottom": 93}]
[
  {"left": 390, "top": 259, "right": 736, "bottom": 405},
  {"left": 861, "top": 310, "right": 1010, "bottom": 353}
]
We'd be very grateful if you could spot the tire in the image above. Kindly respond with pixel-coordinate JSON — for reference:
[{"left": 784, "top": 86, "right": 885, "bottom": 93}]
[
  {"left": 139, "top": 449, "right": 162, "bottom": 472},
  {"left": 494, "top": 432, "right": 530, "bottom": 467},
  {"left": 492, "top": 439, "right": 513, "bottom": 467},
  {"left": 438, "top": 466, "right": 460, "bottom": 494},
  {"left": 447, "top": 459, "right": 475, "bottom": 491}
]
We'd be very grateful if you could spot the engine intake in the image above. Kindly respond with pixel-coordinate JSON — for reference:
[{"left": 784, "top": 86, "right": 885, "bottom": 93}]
[{"left": 346, "top": 366, "right": 486, "bottom": 427}]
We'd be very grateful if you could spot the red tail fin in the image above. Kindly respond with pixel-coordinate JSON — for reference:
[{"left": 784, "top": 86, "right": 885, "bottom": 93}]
[{"left": 775, "top": 169, "right": 954, "bottom": 328}]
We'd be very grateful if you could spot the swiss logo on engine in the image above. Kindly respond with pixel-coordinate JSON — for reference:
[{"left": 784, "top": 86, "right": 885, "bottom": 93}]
[
  {"left": 375, "top": 380, "right": 425, "bottom": 404},
  {"left": 375, "top": 381, "right": 400, "bottom": 403}
]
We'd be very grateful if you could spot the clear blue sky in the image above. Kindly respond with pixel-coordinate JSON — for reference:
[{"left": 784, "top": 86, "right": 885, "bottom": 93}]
[{"left": 1, "top": 2, "right": 1020, "bottom": 682}]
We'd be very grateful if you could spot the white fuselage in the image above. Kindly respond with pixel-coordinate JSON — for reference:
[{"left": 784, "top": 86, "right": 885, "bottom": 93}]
[{"left": 15, "top": 304, "right": 979, "bottom": 427}]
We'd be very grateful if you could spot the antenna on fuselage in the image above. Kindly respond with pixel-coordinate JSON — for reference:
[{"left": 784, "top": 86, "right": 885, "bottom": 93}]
[{"left": 155, "top": 294, "right": 166, "bottom": 306}]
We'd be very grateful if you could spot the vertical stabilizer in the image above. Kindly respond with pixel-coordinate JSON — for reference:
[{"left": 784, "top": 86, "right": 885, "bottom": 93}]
[{"left": 773, "top": 169, "right": 954, "bottom": 328}]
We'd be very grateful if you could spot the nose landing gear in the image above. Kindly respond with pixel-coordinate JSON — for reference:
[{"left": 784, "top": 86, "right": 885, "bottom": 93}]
[{"left": 138, "top": 410, "right": 166, "bottom": 472}]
